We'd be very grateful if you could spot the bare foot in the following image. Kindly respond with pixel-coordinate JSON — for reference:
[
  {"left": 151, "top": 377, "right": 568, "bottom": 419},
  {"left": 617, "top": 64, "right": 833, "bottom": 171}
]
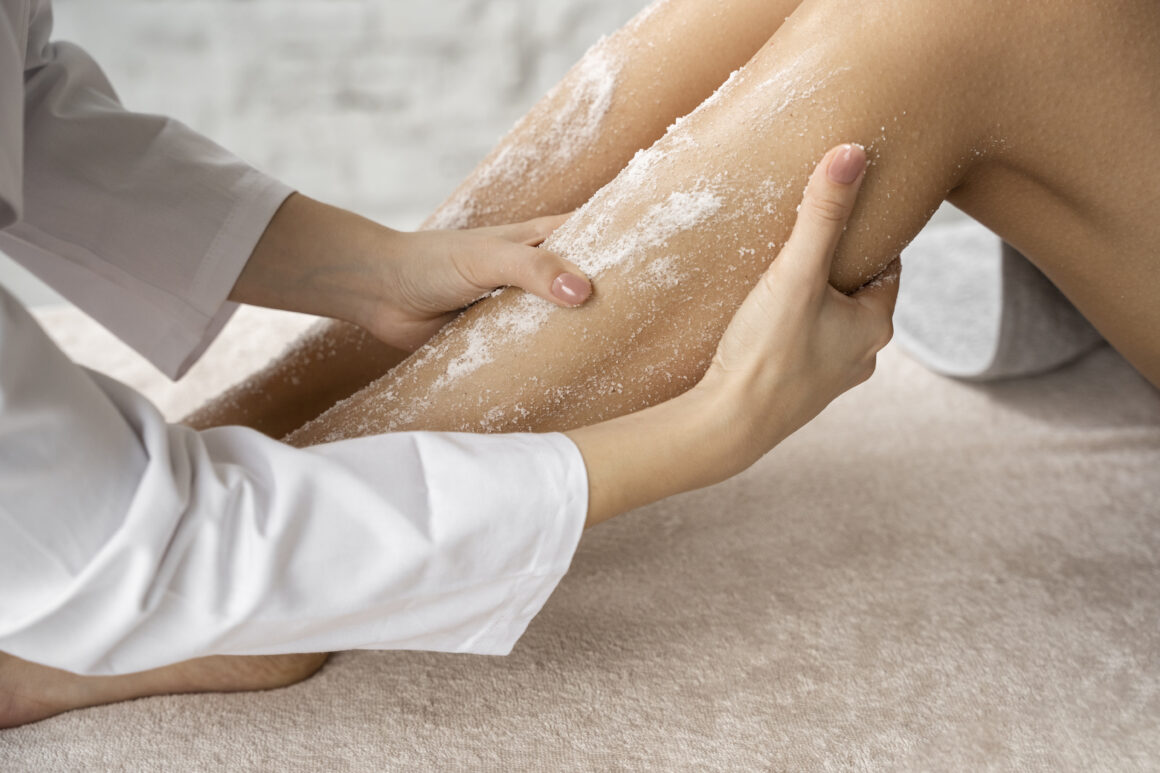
[{"left": 0, "top": 650, "right": 329, "bottom": 729}]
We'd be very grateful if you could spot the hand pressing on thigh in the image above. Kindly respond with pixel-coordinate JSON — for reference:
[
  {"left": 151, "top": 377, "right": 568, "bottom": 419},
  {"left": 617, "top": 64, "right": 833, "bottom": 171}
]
[{"left": 566, "top": 144, "right": 900, "bottom": 528}]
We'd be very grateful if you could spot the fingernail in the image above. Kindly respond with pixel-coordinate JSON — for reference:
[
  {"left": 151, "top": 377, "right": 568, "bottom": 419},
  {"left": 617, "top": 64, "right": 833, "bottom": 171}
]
[
  {"left": 552, "top": 272, "right": 591, "bottom": 305},
  {"left": 827, "top": 144, "right": 866, "bottom": 184}
]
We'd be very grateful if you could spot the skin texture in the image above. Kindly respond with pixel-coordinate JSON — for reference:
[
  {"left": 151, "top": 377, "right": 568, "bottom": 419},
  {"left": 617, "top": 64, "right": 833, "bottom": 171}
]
[
  {"left": 6, "top": 0, "right": 1160, "bottom": 729},
  {"left": 278, "top": 0, "right": 982, "bottom": 444},
  {"left": 570, "top": 144, "right": 899, "bottom": 527}
]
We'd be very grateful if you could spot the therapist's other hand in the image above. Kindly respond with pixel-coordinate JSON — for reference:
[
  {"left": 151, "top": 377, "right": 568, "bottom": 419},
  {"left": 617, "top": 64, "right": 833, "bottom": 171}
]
[
  {"left": 566, "top": 143, "right": 900, "bottom": 529},
  {"left": 231, "top": 196, "right": 590, "bottom": 350},
  {"left": 693, "top": 142, "right": 899, "bottom": 472}
]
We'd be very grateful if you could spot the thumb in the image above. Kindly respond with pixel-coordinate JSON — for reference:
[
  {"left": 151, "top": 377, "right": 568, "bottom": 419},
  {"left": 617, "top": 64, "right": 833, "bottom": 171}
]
[
  {"left": 468, "top": 240, "right": 594, "bottom": 308},
  {"left": 780, "top": 143, "right": 868, "bottom": 286}
]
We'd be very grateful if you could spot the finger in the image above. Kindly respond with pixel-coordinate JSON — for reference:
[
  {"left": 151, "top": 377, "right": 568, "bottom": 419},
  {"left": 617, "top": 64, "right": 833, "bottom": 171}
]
[
  {"left": 849, "top": 257, "right": 902, "bottom": 350},
  {"left": 780, "top": 143, "right": 868, "bottom": 285},
  {"left": 463, "top": 240, "right": 593, "bottom": 307},
  {"left": 477, "top": 213, "right": 574, "bottom": 246}
]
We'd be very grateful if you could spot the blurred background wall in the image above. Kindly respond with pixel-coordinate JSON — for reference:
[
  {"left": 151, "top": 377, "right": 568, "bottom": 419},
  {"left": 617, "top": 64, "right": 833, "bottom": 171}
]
[
  {"left": 1, "top": 0, "right": 652, "bottom": 306},
  {"left": 3, "top": 0, "right": 967, "bottom": 309}
]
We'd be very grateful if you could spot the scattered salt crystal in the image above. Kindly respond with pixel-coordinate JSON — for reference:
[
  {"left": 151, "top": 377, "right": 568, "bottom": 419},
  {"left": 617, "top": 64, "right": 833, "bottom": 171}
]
[
  {"left": 755, "top": 65, "right": 851, "bottom": 125},
  {"left": 640, "top": 255, "right": 683, "bottom": 290},
  {"left": 547, "top": 182, "right": 725, "bottom": 277},
  {"left": 429, "top": 42, "right": 623, "bottom": 229},
  {"left": 627, "top": 0, "right": 673, "bottom": 31},
  {"left": 431, "top": 293, "right": 555, "bottom": 389}
]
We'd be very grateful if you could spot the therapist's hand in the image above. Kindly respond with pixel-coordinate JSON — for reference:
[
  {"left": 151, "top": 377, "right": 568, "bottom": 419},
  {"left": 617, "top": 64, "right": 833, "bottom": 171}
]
[
  {"left": 231, "top": 196, "right": 590, "bottom": 350},
  {"left": 372, "top": 216, "right": 592, "bottom": 349},
  {"left": 692, "top": 143, "right": 899, "bottom": 471},
  {"left": 566, "top": 143, "right": 901, "bottom": 528}
]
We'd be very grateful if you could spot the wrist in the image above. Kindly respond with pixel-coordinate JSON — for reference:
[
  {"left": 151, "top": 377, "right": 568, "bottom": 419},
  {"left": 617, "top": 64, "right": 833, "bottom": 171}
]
[
  {"left": 230, "top": 193, "right": 397, "bottom": 327},
  {"left": 672, "top": 382, "right": 771, "bottom": 485},
  {"left": 566, "top": 384, "right": 768, "bottom": 530}
]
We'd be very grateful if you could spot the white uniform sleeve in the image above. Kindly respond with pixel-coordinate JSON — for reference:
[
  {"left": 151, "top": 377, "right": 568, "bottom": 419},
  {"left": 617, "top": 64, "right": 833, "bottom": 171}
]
[
  {"left": 0, "top": 287, "right": 588, "bottom": 675},
  {"left": 0, "top": 0, "right": 291, "bottom": 379}
]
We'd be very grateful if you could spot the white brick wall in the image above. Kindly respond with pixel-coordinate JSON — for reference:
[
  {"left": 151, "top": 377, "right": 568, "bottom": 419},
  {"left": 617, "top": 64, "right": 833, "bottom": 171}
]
[
  {"left": 3, "top": 0, "right": 968, "bottom": 307},
  {"left": 2, "top": 0, "right": 650, "bottom": 305},
  {"left": 53, "top": 0, "right": 652, "bottom": 229}
]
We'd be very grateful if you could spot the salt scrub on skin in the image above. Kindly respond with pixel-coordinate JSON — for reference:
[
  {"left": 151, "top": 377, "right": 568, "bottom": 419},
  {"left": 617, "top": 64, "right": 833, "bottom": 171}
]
[
  {"left": 863, "top": 258, "right": 902, "bottom": 291},
  {"left": 287, "top": 174, "right": 730, "bottom": 441},
  {"left": 411, "top": 12, "right": 850, "bottom": 403},
  {"left": 429, "top": 0, "right": 678, "bottom": 231},
  {"left": 297, "top": 48, "right": 867, "bottom": 441},
  {"left": 548, "top": 184, "right": 725, "bottom": 278},
  {"left": 425, "top": 182, "right": 723, "bottom": 391},
  {"left": 431, "top": 293, "right": 554, "bottom": 390},
  {"left": 678, "top": 48, "right": 850, "bottom": 137},
  {"left": 429, "top": 42, "right": 623, "bottom": 230}
]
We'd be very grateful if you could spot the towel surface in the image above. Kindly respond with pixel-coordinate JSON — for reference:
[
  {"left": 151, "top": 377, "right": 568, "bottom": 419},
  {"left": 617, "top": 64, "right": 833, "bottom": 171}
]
[
  {"left": 3, "top": 283, "right": 1159, "bottom": 771},
  {"left": 895, "top": 220, "right": 1105, "bottom": 380}
]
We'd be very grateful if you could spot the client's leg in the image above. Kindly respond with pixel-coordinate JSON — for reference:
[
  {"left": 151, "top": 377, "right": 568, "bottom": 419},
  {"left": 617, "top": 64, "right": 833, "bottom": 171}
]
[
  {"left": 186, "top": 0, "right": 804, "bottom": 436},
  {"left": 288, "top": 0, "right": 1160, "bottom": 444},
  {"left": 286, "top": 0, "right": 991, "bottom": 443}
]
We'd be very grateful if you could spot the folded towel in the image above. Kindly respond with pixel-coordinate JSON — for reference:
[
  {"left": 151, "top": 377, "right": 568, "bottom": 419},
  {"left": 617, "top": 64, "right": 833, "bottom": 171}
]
[{"left": 895, "top": 219, "right": 1105, "bottom": 381}]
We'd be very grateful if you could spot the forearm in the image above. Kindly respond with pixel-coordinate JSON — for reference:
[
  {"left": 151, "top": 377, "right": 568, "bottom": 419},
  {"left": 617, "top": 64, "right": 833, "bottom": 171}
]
[
  {"left": 1, "top": 322, "right": 583, "bottom": 672},
  {"left": 565, "top": 389, "right": 753, "bottom": 528},
  {"left": 228, "top": 192, "right": 399, "bottom": 331}
]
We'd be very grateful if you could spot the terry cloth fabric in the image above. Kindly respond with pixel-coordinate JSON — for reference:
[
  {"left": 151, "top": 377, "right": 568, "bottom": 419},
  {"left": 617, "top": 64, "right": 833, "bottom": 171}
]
[
  {"left": 3, "top": 299, "right": 1158, "bottom": 771},
  {"left": 895, "top": 220, "right": 1106, "bottom": 381}
]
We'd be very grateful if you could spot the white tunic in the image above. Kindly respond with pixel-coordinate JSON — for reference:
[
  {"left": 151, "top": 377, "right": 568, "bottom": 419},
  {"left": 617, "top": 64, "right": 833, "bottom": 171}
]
[{"left": 0, "top": 0, "right": 587, "bottom": 676}]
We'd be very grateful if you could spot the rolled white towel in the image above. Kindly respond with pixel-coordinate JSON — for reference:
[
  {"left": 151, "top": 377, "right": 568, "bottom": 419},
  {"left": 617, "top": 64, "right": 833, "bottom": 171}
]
[{"left": 894, "top": 219, "right": 1105, "bottom": 381}]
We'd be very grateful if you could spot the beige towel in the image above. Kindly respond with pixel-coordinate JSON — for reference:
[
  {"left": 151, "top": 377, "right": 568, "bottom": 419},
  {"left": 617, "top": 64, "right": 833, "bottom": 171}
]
[{"left": 2, "top": 292, "right": 1158, "bottom": 770}]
